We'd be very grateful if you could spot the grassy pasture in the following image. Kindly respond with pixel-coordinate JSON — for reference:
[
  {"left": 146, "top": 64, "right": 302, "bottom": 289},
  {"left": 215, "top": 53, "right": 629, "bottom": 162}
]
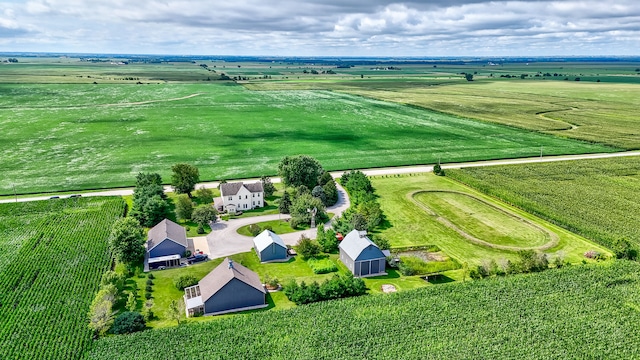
[
  {"left": 371, "top": 173, "right": 611, "bottom": 265},
  {"left": 447, "top": 156, "right": 640, "bottom": 251},
  {"left": 0, "top": 81, "right": 611, "bottom": 195}
]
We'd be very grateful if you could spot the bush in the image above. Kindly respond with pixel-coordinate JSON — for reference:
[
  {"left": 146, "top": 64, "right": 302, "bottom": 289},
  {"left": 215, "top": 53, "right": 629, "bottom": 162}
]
[
  {"left": 111, "top": 312, "right": 146, "bottom": 334},
  {"left": 398, "top": 261, "right": 417, "bottom": 276},
  {"left": 147, "top": 273, "right": 154, "bottom": 279},
  {"left": 145, "top": 285, "right": 152, "bottom": 293},
  {"left": 146, "top": 279, "right": 153, "bottom": 286},
  {"left": 174, "top": 275, "right": 198, "bottom": 291},
  {"left": 307, "top": 258, "right": 338, "bottom": 274},
  {"left": 249, "top": 224, "right": 261, "bottom": 236},
  {"left": 144, "top": 292, "right": 152, "bottom": 300},
  {"left": 283, "top": 273, "right": 366, "bottom": 305},
  {"left": 297, "top": 235, "right": 321, "bottom": 259}
]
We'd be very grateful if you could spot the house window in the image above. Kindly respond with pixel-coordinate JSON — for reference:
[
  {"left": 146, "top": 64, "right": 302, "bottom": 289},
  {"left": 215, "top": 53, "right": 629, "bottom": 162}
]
[
  {"left": 252, "top": 193, "right": 255, "bottom": 197},
  {"left": 228, "top": 196, "right": 232, "bottom": 200},
  {"left": 244, "top": 204, "right": 247, "bottom": 209},
  {"left": 246, "top": 195, "right": 248, "bottom": 199},
  {"left": 253, "top": 201, "right": 255, "bottom": 205}
]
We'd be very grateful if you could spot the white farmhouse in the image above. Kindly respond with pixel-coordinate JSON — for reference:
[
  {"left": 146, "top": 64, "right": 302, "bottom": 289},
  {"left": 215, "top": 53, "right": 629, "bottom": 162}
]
[{"left": 220, "top": 182, "right": 264, "bottom": 214}]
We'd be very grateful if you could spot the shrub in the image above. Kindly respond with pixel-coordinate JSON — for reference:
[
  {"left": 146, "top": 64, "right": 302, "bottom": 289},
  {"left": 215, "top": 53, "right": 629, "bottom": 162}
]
[
  {"left": 111, "top": 312, "right": 146, "bottom": 335},
  {"left": 174, "top": 275, "right": 198, "bottom": 291},
  {"left": 307, "top": 258, "right": 338, "bottom": 274},
  {"left": 249, "top": 224, "right": 261, "bottom": 236},
  {"left": 283, "top": 273, "right": 366, "bottom": 305},
  {"left": 146, "top": 279, "right": 153, "bottom": 286},
  {"left": 145, "top": 285, "right": 152, "bottom": 293},
  {"left": 147, "top": 273, "right": 154, "bottom": 280},
  {"left": 584, "top": 250, "right": 600, "bottom": 259},
  {"left": 144, "top": 292, "right": 152, "bottom": 300},
  {"left": 297, "top": 235, "right": 321, "bottom": 259}
]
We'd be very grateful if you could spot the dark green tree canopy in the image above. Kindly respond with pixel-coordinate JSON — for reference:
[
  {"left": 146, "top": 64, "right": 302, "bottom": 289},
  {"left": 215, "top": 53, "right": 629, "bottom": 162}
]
[
  {"left": 278, "top": 155, "right": 325, "bottom": 190},
  {"left": 109, "top": 217, "right": 145, "bottom": 265},
  {"left": 261, "top": 176, "right": 276, "bottom": 197},
  {"left": 278, "top": 191, "right": 292, "bottom": 214},
  {"left": 111, "top": 312, "right": 146, "bottom": 335},
  {"left": 171, "top": 163, "right": 200, "bottom": 197}
]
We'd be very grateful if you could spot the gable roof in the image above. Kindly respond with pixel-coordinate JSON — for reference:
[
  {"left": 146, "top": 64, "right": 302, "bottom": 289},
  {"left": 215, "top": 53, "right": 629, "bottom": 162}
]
[
  {"left": 339, "top": 229, "right": 383, "bottom": 260},
  {"left": 253, "top": 230, "right": 287, "bottom": 253},
  {"left": 199, "top": 258, "right": 265, "bottom": 302},
  {"left": 147, "top": 218, "right": 188, "bottom": 251},
  {"left": 220, "top": 181, "right": 263, "bottom": 196}
]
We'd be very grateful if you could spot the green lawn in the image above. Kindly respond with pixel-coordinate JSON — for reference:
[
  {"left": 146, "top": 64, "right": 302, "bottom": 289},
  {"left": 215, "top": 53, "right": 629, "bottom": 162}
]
[
  {"left": 371, "top": 173, "right": 612, "bottom": 265},
  {"left": 0, "top": 80, "right": 613, "bottom": 195},
  {"left": 237, "top": 219, "right": 298, "bottom": 236}
]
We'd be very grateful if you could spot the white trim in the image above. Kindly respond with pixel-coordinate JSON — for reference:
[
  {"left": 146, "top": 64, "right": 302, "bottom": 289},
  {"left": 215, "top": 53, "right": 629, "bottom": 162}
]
[
  {"left": 204, "top": 303, "right": 268, "bottom": 316},
  {"left": 148, "top": 254, "right": 181, "bottom": 263}
]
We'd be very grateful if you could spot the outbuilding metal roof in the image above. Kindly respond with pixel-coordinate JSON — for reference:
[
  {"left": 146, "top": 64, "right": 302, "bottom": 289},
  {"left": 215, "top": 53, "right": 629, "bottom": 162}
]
[
  {"left": 339, "top": 229, "right": 381, "bottom": 260},
  {"left": 253, "top": 230, "right": 287, "bottom": 253},
  {"left": 198, "top": 258, "right": 266, "bottom": 302},
  {"left": 147, "top": 218, "right": 188, "bottom": 251}
]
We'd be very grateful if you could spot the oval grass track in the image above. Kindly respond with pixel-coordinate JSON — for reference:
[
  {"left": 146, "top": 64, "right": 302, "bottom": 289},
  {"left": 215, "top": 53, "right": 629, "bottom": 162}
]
[{"left": 411, "top": 190, "right": 559, "bottom": 251}]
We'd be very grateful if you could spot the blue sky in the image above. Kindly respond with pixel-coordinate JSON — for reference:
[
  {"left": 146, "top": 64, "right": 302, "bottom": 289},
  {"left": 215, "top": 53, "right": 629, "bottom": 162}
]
[{"left": 1, "top": 0, "right": 638, "bottom": 56}]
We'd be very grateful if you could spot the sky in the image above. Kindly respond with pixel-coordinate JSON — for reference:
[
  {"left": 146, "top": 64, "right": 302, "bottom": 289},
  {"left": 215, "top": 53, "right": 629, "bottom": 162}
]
[{"left": 1, "top": 0, "right": 639, "bottom": 56}]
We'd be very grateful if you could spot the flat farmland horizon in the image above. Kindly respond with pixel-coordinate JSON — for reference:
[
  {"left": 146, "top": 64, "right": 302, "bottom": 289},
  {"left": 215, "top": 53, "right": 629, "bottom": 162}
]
[{"left": 0, "top": 81, "right": 615, "bottom": 195}]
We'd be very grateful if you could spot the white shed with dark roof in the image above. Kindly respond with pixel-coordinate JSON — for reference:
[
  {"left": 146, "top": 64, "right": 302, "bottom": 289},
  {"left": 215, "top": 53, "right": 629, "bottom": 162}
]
[
  {"left": 253, "top": 230, "right": 288, "bottom": 262},
  {"left": 339, "top": 230, "right": 387, "bottom": 277},
  {"left": 146, "top": 219, "right": 189, "bottom": 269},
  {"left": 220, "top": 181, "right": 264, "bottom": 213},
  {"left": 184, "top": 258, "right": 267, "bottom": 316}
]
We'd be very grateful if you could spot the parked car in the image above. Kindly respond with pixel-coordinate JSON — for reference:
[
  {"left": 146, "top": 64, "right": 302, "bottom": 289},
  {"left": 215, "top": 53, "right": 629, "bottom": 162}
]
[
  {"left": 49, "top": 196, "right": 60, "bottom": 199},
  {"left": 68, "top": 194, "right": 82, "bottom": 198},
  {"left": 187, "top": 254, "right": 209, "bottom": 264}
]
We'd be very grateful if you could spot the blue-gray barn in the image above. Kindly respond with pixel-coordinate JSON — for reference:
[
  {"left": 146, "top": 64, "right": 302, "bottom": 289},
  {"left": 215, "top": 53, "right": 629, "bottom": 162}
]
[
  {"left": 146, "top": 219, "right": 190, "bottom": 270},
  {"left": 339, "top": 230, "right": 387, "bottom": 277},
  {"left": 184, "top": 258, "right": 267, "bottom": 316},
  {"left": 253, "top": 230, "right": 288, "bottom": 262}
]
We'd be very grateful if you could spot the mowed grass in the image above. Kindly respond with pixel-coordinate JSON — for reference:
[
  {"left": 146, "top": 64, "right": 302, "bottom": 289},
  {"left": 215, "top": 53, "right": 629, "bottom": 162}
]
[
  {"left": 447, "top": 156, "right": 640, "bottom": 251},
  {"left": 0, "top": 81, "right": 613, "bottom": 195},
  {"left": 371, "top": 173, "right": 611, "bottom": 265}
]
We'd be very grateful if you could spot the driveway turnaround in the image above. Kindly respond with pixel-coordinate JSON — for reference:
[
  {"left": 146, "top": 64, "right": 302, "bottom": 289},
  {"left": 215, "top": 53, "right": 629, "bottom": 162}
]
[{"left": 206, "top": 183, "right": 350, "bottom": 259}]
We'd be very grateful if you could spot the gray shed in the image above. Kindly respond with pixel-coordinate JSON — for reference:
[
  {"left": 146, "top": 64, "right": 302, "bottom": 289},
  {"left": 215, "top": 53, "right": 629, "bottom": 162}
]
[
  {"left": 147, "top": 219, "right": 188, "bottom": 269},
  {"left": 339, "top": 230, "right": 387, "bottom": 277},
  {"left": 253, "top": 230, "right": 288, "bottom": 262},
  {"left": 184, "top": 258, "right": 267, "bottom": 316}
]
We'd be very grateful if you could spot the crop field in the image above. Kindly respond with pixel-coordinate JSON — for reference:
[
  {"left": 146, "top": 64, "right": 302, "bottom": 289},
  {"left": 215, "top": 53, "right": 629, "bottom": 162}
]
[
  {"left": 0, "top": 197, "right": 125, "bottom": 360},
  {"left": 371, "top": 173, "right": 611, "bottom": 265},
  {"left": 0, "top": 80, "right": 612, "bottom": 195},
  {"left": 447, "top": 157, "right": 640, "bottom": 250},
  {"left": 87, "top": 261, "right": 640, "bottom": 359}
]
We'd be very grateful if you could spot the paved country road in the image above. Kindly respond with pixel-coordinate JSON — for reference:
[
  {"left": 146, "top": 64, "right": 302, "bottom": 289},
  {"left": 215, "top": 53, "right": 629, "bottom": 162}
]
[{"left": 2, "top": 150, "right": 639, "bottom": 204}]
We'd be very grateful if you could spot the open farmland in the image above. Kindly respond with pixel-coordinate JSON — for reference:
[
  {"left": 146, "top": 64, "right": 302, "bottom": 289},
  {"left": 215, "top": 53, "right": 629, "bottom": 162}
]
[
  {"left": 0, "top": 197, "right": 125, "bottom": 360},
  {"left": 87, "top": 261, "right": 640, "bottom": 359},
  {"left": 371, "top": 174, "right": 610, "bottom": 265},
  {"left": 0, "top": 81, "right": 613, "bottom": 195},
  {"left": 447, "top": 157, "right": 640, "bottom": 251}
]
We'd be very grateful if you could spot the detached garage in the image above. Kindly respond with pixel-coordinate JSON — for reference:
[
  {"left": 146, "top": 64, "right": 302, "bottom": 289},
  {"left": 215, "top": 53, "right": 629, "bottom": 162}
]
[
  {"left": 339, "top": 230, "right": 387, "bottom": 277},
  {"left": 253, "top": 230, "right": 288, "bottom": 262}
]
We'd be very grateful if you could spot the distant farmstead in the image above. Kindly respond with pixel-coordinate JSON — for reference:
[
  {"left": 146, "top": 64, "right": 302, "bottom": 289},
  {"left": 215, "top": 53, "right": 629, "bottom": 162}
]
[
  {"left": 146, "top": 219, "right": 191, "bottom": 270},
  {"left": 220, "top": 182, "right": 264, "bottom": 214},
  {"left": 184, "top": 258, "right": 267, "bottom": 317},
  {"left": 339, "top": 230, "right": 387, "bottom": 277}
]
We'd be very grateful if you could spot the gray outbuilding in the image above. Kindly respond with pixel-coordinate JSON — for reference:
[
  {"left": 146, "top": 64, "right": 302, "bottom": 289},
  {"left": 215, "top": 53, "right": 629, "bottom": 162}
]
[
  {"left": 146, "top": 219, "right": 189, "bottom": 269},
  {"left": 339, "top": 229, "right": 387, "bottom": 277},
  {"left": 253, "top": 230, "right": 288, "bottom": 262},
  {"left": 184, "top": 258, "right": 267, "bottom": 316}
]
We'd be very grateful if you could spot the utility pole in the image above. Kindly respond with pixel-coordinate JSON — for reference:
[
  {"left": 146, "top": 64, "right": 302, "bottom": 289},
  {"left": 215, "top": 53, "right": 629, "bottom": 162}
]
[{"left": 540, "top": 146, "right": 543, "bottom": 158}]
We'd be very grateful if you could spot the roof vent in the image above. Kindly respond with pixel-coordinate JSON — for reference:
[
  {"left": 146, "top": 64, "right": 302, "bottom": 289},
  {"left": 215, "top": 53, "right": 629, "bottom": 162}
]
[
  {"left": 358, "top": 230, "right": 367, "bottom": 238},
  {"left": 228, "top": 259, "right": 234, "bottom": 269}
]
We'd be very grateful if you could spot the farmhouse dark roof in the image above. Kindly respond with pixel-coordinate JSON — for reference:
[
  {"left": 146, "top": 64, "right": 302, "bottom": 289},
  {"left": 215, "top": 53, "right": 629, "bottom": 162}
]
[
  {"left": 220, "top": 182, "right": 263, "bottom": 196},
  {"left": 147, "top": 218, "right": 188, "bottom": 250},
  {"left": 199, "top": 258, "right": 265, "bottom": 302}
]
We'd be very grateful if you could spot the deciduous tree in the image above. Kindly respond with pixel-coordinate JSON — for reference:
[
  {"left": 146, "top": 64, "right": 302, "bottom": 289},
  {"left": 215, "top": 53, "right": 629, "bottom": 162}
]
[
  {"left": 171, "top": 163, "right": 200, "bottom": 197},
  {"left": 109, "top": 217, "right": 145, "bottom": 265},
  {"left": 278, "top": 155, "right": 324, "bottom": 190},
  {"left": 175, "top": 194, "right": 194, "bottom": 221}
]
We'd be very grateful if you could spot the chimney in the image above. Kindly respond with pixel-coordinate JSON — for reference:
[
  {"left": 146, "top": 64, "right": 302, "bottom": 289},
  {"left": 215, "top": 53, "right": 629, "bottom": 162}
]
[{"left": 228, "top": 259, "right": 234, "bottom": 269}]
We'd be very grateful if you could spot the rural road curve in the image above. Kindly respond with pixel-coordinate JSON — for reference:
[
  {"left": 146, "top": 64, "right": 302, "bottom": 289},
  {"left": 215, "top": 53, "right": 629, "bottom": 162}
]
[
  {"left": 2, "top": 150, "right": 639, "bottom": 204},
  {"left": 206, "top": 182, "right": 350, "bottom": 259}
]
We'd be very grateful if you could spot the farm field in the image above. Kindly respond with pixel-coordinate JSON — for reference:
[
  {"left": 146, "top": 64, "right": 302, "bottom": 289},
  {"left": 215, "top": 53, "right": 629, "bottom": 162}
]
[
  {"left": 447, "top": 156, "right": 640, "bottom": 251},
  {"left": 0, "top": 197, "right": 125, "bottom": 360},
  {"left": 0, "top": 81, "right": 613, "bottom": 195},
  {"left": 87, "top": 261, "right": 640, "bottom": 359},
  {"left": 370, "top": 173, "right": 611, "bottom": 265}
]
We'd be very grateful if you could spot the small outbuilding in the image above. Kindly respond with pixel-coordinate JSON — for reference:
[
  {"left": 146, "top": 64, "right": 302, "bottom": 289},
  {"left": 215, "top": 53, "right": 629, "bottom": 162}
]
[
  {"left": 339, "top": 229, "right": 387, "bottom": 277},
  {"left": 253, "top": 230, "right": 288, "bottom": 262},
  {"left": 146, "top": 219, "right": 189, "bottom": 270},
  {"left": 184, "top": 258, "right": 267, "bottom": 316}
]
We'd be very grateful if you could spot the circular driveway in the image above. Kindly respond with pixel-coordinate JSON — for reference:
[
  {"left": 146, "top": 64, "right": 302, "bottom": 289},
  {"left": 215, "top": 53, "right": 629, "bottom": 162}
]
[{"left": 206, "top": 183, "right": 350, "bottom": 259}]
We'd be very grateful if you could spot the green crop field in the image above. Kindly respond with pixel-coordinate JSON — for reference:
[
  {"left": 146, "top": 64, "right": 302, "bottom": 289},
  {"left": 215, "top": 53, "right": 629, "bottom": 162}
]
[
  {"left": 447, "top": 157, "right": 640, "bottom": 251},
  {"left": 371, "top": 173, "right": 611, "bottom": 265},
  {"left": 0, "top": 81, "right": 612, "bottom": 195},
  {"left": 0, "top": 197, "right": 125, "bottom": 360},
  {"left": 86, "top": 261, "right": 640, "bottom": 359}
]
